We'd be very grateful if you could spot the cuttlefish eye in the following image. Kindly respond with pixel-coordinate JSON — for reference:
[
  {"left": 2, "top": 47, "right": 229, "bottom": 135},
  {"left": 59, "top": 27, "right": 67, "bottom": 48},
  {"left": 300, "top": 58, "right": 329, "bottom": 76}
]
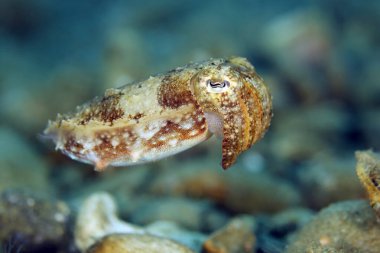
[{"left": 206, "top": 79, "right": 230, "bottom": 93}]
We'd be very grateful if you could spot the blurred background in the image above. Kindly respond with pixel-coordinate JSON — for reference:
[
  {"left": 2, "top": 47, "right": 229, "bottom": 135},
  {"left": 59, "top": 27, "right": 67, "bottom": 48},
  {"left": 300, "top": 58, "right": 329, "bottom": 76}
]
[{"left": 0, "top": 0, "right": 379, "bottom": 252}]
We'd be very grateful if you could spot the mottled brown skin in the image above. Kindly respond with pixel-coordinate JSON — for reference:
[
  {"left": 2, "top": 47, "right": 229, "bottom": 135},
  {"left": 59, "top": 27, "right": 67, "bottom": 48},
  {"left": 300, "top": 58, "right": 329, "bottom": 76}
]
[
  {"left": 158, "top": 70, "right": 198, "bottom": 109},
  {"left": 44, "top": 57, "right": 272, "bottom": 170},
  {"left": 78, "top": 89, "right": 125, "bottom": 125}
]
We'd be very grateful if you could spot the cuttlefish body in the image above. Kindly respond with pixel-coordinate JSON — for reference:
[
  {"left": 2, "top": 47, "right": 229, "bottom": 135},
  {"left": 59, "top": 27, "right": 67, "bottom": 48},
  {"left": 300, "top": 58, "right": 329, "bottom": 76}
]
[{"left": 44, "top": 57, "right": 272, "bottom": 170}]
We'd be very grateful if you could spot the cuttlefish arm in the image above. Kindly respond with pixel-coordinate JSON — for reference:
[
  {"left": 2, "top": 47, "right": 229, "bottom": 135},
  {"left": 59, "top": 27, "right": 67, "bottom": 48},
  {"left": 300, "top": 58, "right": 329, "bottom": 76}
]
[{"left": 44, "top": 57, "right": 272, "bottom": 170}]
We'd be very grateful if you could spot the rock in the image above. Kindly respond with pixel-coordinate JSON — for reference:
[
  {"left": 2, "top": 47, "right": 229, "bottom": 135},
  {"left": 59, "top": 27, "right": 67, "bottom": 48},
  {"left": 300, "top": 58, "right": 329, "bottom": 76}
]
[
  {"left": 71, "top": 165, "right": 151, "bottom": 202},
  {"left": 75, "top": 192, "right": 203, "bottom": 252},
  {"left": 254, "top": 208, "right": 315, "bottom": 253},
  {"left": 296, "top": 153, "right": 364, "bottom": 209},
  {"left": 0, "top": 189, "right": 70, "bottom": 250},
  {"left": 286, "top": 200, "right": 380, "bottom": 253},
  {"left": 270, "top": 104, "right": 350, "bottom": 162},
  {"left": 1, "top": 237, "right": 16, "bottom": 253},
  {"left": 75, "top": 192, "right": 144, "bottom": 252},
  {"left": 224, "top": 169, "right": 301, "bottom": 213},
  {"left": 149, "top": 161, "right": 227, "bottom": 202},
  {"left": 87, "top": 234, "right": 195, "bottom": 253},
  {"left": 146, "top": 221, "right": 206, "bottom": 252},
  {"left": 130, "top": 197, "right": 227, "bottom": 231},
  {"left": 0, "top": 127, "right": 50, "bottom": 193},
  {"left": 149, "top": 161, "right": 301, "bottom": 214},
  {"left": 60, "top": 164, "right": 153, "bottom": 220},
  {"left": 261, "top": 9, "right": 337, "bottom": 104},
  {"left": 203, "top": 216, "right": 256, "bottom": 253},
  {"left": 267, "top": 208, "right": 315, "bottom": 244}
]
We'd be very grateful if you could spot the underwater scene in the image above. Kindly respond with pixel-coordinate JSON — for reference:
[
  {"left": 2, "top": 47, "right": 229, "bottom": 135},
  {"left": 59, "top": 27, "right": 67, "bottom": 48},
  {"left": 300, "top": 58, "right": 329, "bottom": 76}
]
[{"left": 1, "top": 0, "right": 380, "bottom": 252}]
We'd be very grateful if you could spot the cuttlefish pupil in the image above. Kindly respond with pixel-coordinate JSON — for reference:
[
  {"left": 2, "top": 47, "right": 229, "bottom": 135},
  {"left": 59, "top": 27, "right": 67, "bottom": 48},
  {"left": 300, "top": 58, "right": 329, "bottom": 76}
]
[
  {"left": 207, "top": 80, "right": 230, "bottom": 88},
  {"left": 206, "top": 80, "right": 230, "bottom": 93},
  {"left": 44, "top": 57, "right": 272, "bottom": 171}
]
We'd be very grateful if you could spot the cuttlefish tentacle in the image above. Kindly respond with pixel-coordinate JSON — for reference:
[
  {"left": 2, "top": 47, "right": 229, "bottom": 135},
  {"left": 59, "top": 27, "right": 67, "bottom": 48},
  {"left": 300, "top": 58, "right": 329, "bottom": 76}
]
[{"left": 44, "top": 57, "right": 272, "bottom": 170}]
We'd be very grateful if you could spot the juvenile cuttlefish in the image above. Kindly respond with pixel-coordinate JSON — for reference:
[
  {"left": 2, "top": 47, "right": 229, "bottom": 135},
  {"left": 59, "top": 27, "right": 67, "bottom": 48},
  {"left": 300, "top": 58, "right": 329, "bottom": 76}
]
[{"left": 44, "top": 57, "right": 272, "bottom": 171}]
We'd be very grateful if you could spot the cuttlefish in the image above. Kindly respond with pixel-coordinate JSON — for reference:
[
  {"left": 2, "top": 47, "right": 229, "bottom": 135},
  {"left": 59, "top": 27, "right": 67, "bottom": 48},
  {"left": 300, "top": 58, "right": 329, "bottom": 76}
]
[{"left": 44, "top": 57, "right": 272, "bottom": 171}]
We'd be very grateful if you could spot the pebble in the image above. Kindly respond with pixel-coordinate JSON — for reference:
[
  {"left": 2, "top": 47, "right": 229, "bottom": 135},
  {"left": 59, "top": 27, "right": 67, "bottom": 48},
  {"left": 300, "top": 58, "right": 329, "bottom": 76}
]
[
  {"left": 150, "top": 162, "right": 301, "bottom": 214},
  {"left": 224, "top": 169, "right": 301, "bottom": 213},
  {"left": 75, "top": 192, "right": 205, "bottom": 252},
  {"left": 203, "top": 216, "right": 256, "bottom": 253},
  {"left": 0, "top": 189, "right": 70, "bottom": 249},
  {"left": 146, "top": 221, "right": 206, "bottom": 252},
  {"left": 130, "top": 197, "right": 227, "bottom": 231},
  {"left": 296, "top": 153, "right": 364, "bottom": 209},
  {"left": 75, "top": 192, "right": 144, "bottom": 252},
  {"left": 87, "top": 234, "right": 195, "bottom": 253},
  {"left": 286, "top": 200, "right": 380, "bottom": 253}
]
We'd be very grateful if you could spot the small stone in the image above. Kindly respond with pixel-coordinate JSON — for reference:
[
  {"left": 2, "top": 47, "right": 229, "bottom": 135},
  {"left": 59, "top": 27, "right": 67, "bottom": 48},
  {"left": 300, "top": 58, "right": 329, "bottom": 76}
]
[
  {"left": 149, "top": 163, "right": 227, "bottom": 202},
  {"left": 87, "top": 234, "right": 195, "bottom": 253},
  {"left": 267, "top": 208, "right": 315, "bottom": 244},
  {"left": 286, "top": 200, "right": 380, "bottom": 253},
  {"left": 75, "top": 192, "right": 208, "bottom": 252},
  {"left": 261, "top": 9, "right": 336, "bottom": 104},
  {"left": 72, "top": 165, "right": 151, "bottom": 207},
  {"left": 130, "top": 197, "right": 227, "bottom": 231},
  {"left": 146, "top": 221, "right": 206, "bottom": 252},
  {"left": 0, "top": 189, "right": 70, "bottom": 249},
  {"left": 270, "top": 104, "right": 350, "bottom": 162},
  {"left": 203, "top": 216, "right": 256, "bottom": 253},
  {"left": 150, "top": 163, "right": 301, "bottom": 214},
  {"left": 296, "top": 153, "right": 364, "bottom": 209},
  {"left": 75, "top": 192, "right": 144, "bottom": 252},
  {"left": 224, "top": 169, "right": 301, "bottom": 213}
]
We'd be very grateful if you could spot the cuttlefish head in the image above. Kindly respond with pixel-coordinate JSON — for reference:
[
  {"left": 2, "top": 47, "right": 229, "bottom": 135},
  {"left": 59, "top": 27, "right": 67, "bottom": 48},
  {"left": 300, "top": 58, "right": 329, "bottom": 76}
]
[{"left": 190, "top": 57, "right": 272, "bottom": 169}]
